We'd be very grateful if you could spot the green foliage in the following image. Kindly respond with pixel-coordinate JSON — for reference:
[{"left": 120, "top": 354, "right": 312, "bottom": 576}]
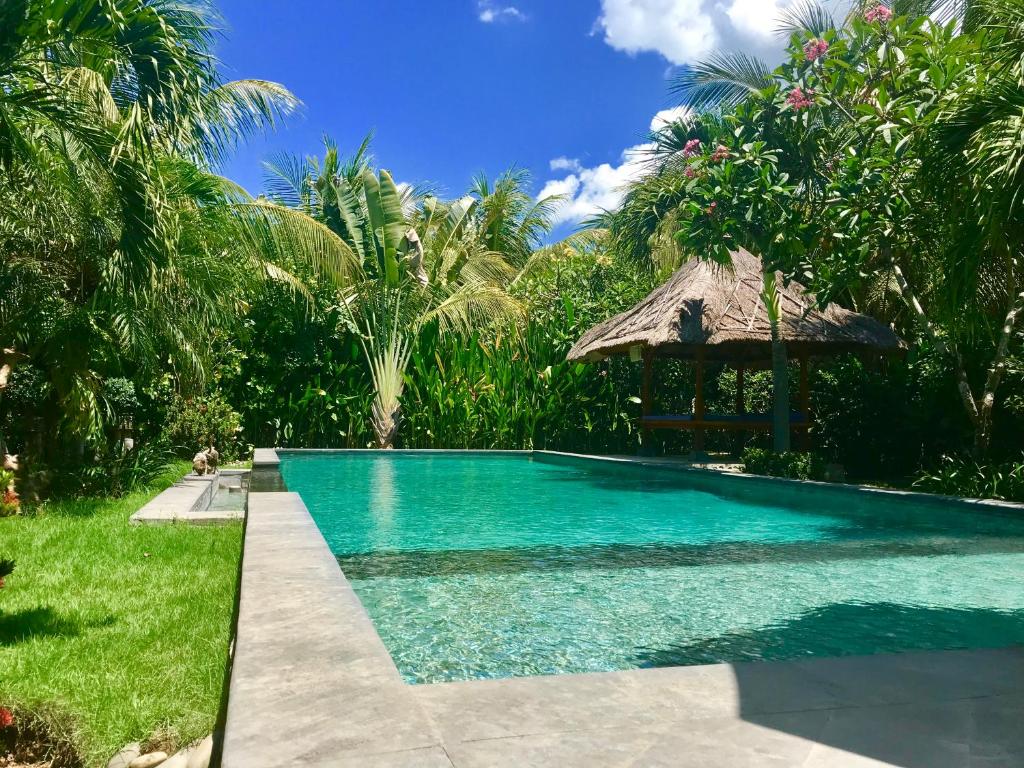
[
  {"left": 218, "top": 231, "right": 654, "bottom": 453},
  {"left": 742, "top": 447, "right": 826, "bottom": 481},
  {"left": 0, "top": 0, "right": 352, "bottom": 467},
  {"left": 48, "top": 443, "right": 178, "bottom": 500},
  {"left": 914, "top": 454, "right": 1024, "bottom": 502},
  {"left": 611, "top": 0, "right": 1024, "bottom": 463},
  {"left": 101, "top": 378, "right": 138, "bottom": 428},
  {"left": 163, "top": 393, "right": 244, "bottom": 461}
]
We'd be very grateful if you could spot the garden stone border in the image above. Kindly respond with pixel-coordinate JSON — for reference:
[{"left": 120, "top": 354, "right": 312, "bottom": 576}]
[{"left": 130, "top": 469, "right": 247, "bottom": 525}]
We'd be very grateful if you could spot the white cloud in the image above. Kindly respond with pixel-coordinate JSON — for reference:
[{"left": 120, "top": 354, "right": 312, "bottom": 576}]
[
  {"left": 650, "top": 105, "right": 694, "bottom": 131},
  {"left": 725, "top": 0, "right": 785, "bottom": 42},
  {"left": 478, "top": 1, "right": 525, "bottom": 23},
  {"left": 540, "top": 106, "right": 702, "bottom": 226},
  {"left": 597, "top": 0, "right": 718, "bottom": 65},
  {"left": 539, "top": 143, "right": 654, "bottom": 226},
  {"left": 596, "top": 0, "right": 800, "bottom": 65},
  {"left": 549, "top": 156, "right": 583, "bottom": 172}
]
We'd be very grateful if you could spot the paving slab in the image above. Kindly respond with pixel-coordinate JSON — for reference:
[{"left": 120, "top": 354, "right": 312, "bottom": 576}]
[
  {"left": 414, "top": 649, "right": 1024, "bottom": 767},
  {"left": 130, "top": 473, "right": 243, "bottom": 525},
  {"left": 221, "top": 492, "right": 442, "bottom": 768}
]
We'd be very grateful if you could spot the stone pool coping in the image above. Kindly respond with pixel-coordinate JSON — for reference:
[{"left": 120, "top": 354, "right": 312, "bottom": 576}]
[
  {"left": 221, "top": 449, "right": 1024, "bottom": 767},
  {"left": 129, "top": 469, "right": 247, "bottom": 525}
]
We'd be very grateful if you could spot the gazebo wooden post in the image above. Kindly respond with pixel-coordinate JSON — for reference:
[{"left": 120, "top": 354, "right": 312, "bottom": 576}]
[
  {"left": 798, "top": 353, "right": 810, "bottom": 452},
  {"left": 694, "top": 346, "right": 706, "bottom": 455},
  {"left": 735, "top": 366, "right": 745, "bottom": 414},
  {"left": 735, "top": 365, "right": 746, "bottom": 454},
  {"left": 641, "top": 350, "right": 653, "bottom": 418},
  {"left": 641, "top": 349, "right": 653, "bottom": 453}
]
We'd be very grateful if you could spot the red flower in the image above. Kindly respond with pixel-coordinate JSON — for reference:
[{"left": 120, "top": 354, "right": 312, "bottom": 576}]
[
  {"left": 685, "top": 167, "right": 696, "bottom": 179},
  {"left": 705, "top": 201, "right": 718, "bottom": 216},
  {"left": 710, "top": 145, "right": 730, "bottom": 162},
  {"left": 0, "top": 708, "right": 14, "bottom": 729}
]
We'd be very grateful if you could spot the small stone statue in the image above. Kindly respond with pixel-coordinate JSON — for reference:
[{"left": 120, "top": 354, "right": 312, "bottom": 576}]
[
  {"left": 191, "top": 443, "right": 220, "bottom": 476},
  {"left": 205, "top": 443, "right": 220, "bottom": 473}
]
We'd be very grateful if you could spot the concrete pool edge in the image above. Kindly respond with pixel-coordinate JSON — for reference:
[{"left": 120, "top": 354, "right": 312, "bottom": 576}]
[
  {"left": 221, "top": 490, "right": 445, "bottom": 767},
  {"left": 223, "top": 448, "right": 1024, "bottom": 766}
]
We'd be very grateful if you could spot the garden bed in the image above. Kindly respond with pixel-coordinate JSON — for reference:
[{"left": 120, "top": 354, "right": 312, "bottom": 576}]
[{"left": 0, "top": 466, "right": 242, "bottom": 767}]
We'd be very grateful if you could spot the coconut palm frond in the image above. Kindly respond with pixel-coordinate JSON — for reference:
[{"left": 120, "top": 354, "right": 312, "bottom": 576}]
[
  {"left": 262, "top": 151, "right": 315, "bottom": 208},
  {"left": 775, "top": 0, "right": 836, "bottom": 37},
  {"left": 232, "top": 201, "right": 362, "bottom": 285},
  {"left": 420, "top": 282, "right": 526, "bottom": 337},
  {"left": 669, "top": 52, "right": 774, "bottom": 113}
]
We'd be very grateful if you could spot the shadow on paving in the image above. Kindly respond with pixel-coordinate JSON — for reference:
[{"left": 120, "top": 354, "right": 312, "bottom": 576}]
[
  {"left": 337, "top": 537, "right": 1024, "bottom": 579},
  {"left": 637, "top": 602, "right": 1024, "bottom": 768}
]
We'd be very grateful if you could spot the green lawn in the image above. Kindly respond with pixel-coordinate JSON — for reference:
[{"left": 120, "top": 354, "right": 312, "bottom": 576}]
[{"left": 0, "top": 465, "right": 243, "bottom": 766}]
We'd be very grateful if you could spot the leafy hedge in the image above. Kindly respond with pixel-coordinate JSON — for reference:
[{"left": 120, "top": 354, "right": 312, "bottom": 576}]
[{"left": 741, "top": 448, "right": 826, "bottom": 481}]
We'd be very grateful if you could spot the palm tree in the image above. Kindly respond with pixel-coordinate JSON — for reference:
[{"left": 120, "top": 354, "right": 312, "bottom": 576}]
[
  {"left": 264, "top": 142, "right": 559, "bottom": 446},
  {"left": 0, "top": 0, "right": 356, "bottom": 445}
]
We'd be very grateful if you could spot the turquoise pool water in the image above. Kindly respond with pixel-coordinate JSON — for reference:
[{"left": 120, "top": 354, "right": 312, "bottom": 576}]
[{"left": 279, "top": 451, "right": 1024, "bottom": 683}]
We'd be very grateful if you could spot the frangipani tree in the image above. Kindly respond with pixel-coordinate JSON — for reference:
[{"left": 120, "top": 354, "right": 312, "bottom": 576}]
[
  {"left": 614, "top": 0, "right": 1024, "bottom": 457},
  {"left": 670, "top": 138, "right": 804, "bottom": 452}
]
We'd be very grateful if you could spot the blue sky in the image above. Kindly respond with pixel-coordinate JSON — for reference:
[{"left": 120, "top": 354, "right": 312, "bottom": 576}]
[{"left": 214, "top": 0, "right": 798, "bottom": 233}]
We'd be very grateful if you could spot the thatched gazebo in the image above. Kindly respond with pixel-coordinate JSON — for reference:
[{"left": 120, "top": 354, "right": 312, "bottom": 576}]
[{"left": 567, "top": 248, "right": 904, "bottom": 450}]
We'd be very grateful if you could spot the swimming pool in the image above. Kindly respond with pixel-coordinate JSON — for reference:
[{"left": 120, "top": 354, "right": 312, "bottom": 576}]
[{"left": 278, "top": 451, "right": 1024, "bottom": 684}]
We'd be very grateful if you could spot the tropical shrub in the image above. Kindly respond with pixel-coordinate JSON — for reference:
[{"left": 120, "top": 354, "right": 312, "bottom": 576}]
[
  {"left": 164, "top": 393, "right": 244, "bottom": 460},
  {"left": 741, "top": 448, "right": 826, "bottom": 481},
  {"left": 914, "top": 454, "right": 1024, "bottom": 502},
  {"left": 101, "top": 378, "right": 139, "bottom": 431}
]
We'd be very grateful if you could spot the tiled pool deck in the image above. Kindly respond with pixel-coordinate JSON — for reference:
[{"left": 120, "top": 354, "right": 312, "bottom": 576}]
[{"left": 221, "top": 451, "right": 1024, "bottom": 767}]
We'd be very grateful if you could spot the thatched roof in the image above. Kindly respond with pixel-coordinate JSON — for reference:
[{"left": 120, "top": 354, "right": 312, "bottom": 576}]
[{"left": 567, "top": 248, "right": 904, "bottom": 364}]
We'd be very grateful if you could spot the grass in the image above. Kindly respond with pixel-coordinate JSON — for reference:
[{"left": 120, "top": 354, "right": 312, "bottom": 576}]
[{"left": 0, "top": 464, "right": 243, "bottom": 767}]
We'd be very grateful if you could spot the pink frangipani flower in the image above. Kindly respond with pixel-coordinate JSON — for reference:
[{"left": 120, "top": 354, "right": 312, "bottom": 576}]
[
  {"left": 711, "top": 145, "right": 730, "bottom": 162},
  {"left": 803, "top": 38, "right": 829, "bottom": 62},
  {"left": 786, "top": 87, "right": 815, "bottom": 110},
  {"left": 864, "top": 4, "right": 892, "bottom": 23},
  {"left": 683, "top": 138, "right": 702, "bottom": 157}
]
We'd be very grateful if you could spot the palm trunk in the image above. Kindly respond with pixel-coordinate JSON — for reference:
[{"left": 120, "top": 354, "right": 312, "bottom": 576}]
[
  {"left": 762, "top": 271, "right": 791, "bottom": 453},
  {"left": 770, "top": 327, "right": 791, "bottom": 454},
  {"left": 974, "top": 290, "right": 1024, "bottom": 457},
  {"left": 372, "top": 400, "right": 401, "bottom": 449},
  {"left": 890, "top": 260, "right": 981, "bottom": 429}
]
